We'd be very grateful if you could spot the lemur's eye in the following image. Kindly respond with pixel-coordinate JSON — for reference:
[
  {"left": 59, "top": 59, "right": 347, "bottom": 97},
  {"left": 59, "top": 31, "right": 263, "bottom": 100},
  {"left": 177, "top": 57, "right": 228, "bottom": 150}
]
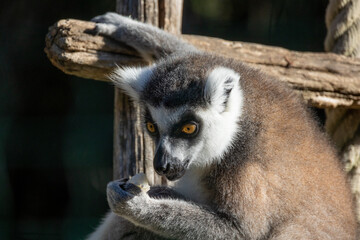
[
  {"left": 181, "top": 123, "right": 197, "bottom": 134},
  {"left": 146, "top": 122, "right": 156, "bottom": 133}
]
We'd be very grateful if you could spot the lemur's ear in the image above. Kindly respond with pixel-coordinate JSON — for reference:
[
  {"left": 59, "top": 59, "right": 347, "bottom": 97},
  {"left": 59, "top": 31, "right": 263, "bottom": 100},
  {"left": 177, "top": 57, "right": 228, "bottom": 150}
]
[
  {"left": 109, "top": 66, "right": 153, "bottom": 102},
  {"left": 204, "top": 67, "right": 240, "bottom": 113}
]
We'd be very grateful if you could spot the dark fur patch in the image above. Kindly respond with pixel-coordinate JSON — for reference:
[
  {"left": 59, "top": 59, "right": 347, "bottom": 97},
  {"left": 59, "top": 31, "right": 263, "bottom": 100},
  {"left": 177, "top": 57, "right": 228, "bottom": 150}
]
[
  {"left": 141, "top": 54, "right": 210, "bottom": 108},
  {"left": 222, "top": 76, "right": 235, "bottom": 107}
]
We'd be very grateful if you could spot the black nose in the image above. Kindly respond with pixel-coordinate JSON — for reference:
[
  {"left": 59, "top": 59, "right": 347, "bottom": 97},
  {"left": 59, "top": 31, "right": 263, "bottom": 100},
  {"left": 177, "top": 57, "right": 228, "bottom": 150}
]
[{"left": 154, "top": 147, "right": 170, "bottom": 175}]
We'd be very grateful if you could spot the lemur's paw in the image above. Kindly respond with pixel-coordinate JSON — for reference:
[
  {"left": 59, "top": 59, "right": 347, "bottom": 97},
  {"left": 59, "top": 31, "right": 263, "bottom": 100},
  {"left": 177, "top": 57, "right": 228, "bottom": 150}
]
[
  {"left": 91, "top": 12, "right": 130, "bottom": 25},
  {"left": 107, "top": 179, "right": 143, "bottom": 214},
  {"left": 86, "top": 22, "right": 117, "bottom": 36}
]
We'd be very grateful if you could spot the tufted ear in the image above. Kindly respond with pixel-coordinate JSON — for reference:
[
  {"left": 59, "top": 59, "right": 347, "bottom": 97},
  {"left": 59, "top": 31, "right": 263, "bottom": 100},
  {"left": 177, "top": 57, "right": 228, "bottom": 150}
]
[
  {"left": 109, "top": 66, "right": 153, "bottom": 102},
  {"left": 204, "top": 67, "right": 241, "bottom": 113}
]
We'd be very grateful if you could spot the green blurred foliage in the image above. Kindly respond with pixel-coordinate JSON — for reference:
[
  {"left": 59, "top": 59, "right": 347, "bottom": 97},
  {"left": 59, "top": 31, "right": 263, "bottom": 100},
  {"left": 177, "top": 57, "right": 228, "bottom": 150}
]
[{"left": 183, "top": 0, "right": 328, "bottom": 51}]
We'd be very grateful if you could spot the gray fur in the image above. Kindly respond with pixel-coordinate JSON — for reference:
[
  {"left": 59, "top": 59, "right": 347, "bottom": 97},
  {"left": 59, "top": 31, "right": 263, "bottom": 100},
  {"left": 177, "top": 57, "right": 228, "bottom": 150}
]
[
  {"left": 87, "top": 12, "right": 357, "bottom": 240},
  {"left": 91, "top": 12, "right": 197, "bottom": 62}
]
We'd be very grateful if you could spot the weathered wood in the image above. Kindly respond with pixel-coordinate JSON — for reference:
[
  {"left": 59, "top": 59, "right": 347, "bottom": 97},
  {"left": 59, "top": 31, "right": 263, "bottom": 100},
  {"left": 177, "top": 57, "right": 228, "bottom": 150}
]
[
  {"left": 324, "top": 0, "right": 360, "bottom": 224},
  {"left": 45, "top": 19, "right": 146, "bottom": 81},
  {"left": 45, "top": 18, "right": 360, "bottom": 109},
  {"left": 113, "top": 0, "right": 152, "bottom": 183},
  {"left": 159, "top": 0, "right": 183, "bottom": 34},
  {"left": 110, "top": 0, "right": 183, "bottom": 184},
  {"left": 184, "top": 35, "right": 360, "bottom": 109}
]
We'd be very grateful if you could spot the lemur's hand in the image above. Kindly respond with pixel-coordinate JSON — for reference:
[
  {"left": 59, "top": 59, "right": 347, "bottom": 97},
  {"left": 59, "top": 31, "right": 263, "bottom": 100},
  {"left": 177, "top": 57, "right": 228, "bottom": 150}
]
[
  {"left": 88, "top": 12, "right": 132, "bottom": 36},
  {"left": 91, "top": 12, "right": 128, "bottom": 25},
  {"left": 88, "top": 12, "right": 197, "bottom": 61},
  {"left": 107, "top": 178, "right": 147, "bottom": 216},
  {"left": 90, "top": 12, "right": 136, "bottom": 36}
]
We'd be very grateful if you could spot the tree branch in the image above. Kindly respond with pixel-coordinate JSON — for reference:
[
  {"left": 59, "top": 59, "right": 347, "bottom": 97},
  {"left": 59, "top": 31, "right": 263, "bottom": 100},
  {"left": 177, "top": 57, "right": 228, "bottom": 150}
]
[{"left": 44, "top": 19, "right": 360, "bottom": 109}]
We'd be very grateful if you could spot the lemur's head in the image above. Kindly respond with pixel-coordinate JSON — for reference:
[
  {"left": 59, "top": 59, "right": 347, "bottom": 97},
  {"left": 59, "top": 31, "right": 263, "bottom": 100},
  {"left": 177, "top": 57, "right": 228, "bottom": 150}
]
[{"left": 111, "top": 55, "right": 243, "bottom": 181}]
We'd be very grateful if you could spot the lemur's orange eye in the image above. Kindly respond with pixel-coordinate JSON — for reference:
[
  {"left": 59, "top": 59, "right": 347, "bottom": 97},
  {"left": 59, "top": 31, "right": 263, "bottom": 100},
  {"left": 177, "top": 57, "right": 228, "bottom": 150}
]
[
  {"left": 182, "top": 123, "right": 197, "bottom": 134},
  {"left": 146, "top": 122, "right": 156, "bottom": 133}
]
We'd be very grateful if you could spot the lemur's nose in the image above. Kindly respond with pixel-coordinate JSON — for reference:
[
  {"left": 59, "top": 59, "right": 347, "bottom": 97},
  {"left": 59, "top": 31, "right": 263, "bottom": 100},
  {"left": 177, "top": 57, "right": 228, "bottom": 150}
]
[
  {"left": 154, "top": 147, "right": 170, "bottom": 175},
  {"left": 155, "top": 162, "right": 170, "bottom": 175}
]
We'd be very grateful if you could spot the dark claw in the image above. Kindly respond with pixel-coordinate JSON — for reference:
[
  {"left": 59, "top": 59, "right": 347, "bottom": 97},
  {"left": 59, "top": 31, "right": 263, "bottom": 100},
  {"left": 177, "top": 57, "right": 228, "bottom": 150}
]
[{"left": 84, "top": 26, "right": 100, "bottom": 36}]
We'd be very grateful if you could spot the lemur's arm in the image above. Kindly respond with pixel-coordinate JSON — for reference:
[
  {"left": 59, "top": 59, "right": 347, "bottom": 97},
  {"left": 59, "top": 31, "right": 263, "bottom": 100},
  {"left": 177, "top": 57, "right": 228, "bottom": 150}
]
[
  {"left": 91, "top": 12, "right": 198, "bottom": 62},
  {"left": 107, "top": 180, "right": 243, "bottom": 240}
]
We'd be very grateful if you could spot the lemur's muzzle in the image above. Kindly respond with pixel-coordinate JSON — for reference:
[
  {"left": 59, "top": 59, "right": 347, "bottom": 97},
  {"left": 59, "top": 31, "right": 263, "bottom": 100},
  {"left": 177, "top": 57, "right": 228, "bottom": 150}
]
[{"left": 153, "top": 146, "right": 188, "bottom": 181}]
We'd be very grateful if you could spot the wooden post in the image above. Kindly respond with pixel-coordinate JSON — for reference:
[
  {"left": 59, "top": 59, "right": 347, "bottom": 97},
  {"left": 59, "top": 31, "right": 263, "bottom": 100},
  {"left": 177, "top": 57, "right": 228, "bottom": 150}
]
[
  {"left": 324, "top": 0, "right": 360, "bottom": 223},
  {"left": 113, "top": 0, "right": 183, "bottom": 185}
]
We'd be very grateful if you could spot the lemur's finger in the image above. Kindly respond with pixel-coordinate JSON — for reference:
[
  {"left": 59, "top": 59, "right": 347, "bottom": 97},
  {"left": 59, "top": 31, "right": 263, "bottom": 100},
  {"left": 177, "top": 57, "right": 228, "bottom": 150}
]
[
  {"left": 84, "top": 27, "right": 100, "bottom": 36},
  {"left": 117, "top": 177, "right": 130, "bottom": 184},
  {"left": 107, "top": 180, "right": 134, "bottom": 204},
  {"left": 123, "top": 183, "right": 142, "bottom": 196},
  {"left": 109, "top": 178, "right": 142, "bottom": 195},
  {"left": 91, "top": 12, "right": 117, "bottom": 23},
  {"left": 91, "top": 12, "right": 126, "bottom": 25},
  {"left": 85, "top": 23, "right": 118, "bottom": 36}
]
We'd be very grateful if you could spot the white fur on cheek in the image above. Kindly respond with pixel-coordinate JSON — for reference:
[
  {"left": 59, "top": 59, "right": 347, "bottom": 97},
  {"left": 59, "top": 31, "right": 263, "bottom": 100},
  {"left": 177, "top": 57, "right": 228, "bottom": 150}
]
[
  {"left": 194, "top": 71, "right": 243, "bottom": 166},
  {"left": 109, "top": 65, "right": 154, "bottom": 102}
]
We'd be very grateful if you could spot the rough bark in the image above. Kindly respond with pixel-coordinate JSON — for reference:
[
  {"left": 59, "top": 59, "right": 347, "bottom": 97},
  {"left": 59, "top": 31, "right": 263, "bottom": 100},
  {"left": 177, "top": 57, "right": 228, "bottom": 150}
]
[
  {"left": 324, "top": 0, "right": 360, "bottom": 224},
  {"left": 110, "top": 0, "right": 182, "bottom": 184},
  {"left": 45, "top": 18, "right": 360, "bottom": 109}
]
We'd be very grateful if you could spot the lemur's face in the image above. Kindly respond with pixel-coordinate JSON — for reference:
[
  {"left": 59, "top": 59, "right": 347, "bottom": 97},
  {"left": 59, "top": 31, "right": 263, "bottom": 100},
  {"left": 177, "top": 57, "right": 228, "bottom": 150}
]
[
  {"left": 143, "top": 106, "right": 203, "bottom": 180},
  {"left": 111, "top": 56, "right": 243, "bottom": 181}
]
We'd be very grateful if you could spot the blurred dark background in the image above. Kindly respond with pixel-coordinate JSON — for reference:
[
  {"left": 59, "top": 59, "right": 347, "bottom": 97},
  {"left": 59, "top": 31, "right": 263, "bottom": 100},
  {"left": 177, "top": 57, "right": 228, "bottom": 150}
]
[{"left": 0, "top": 0, "right": 327, "bottom": 239}]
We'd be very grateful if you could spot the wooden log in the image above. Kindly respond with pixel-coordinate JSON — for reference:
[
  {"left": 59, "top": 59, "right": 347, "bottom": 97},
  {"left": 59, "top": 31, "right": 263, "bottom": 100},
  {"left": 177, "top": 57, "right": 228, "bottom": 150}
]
[{"left": 44, "top": 18, "right": 360, "bottom": 109}]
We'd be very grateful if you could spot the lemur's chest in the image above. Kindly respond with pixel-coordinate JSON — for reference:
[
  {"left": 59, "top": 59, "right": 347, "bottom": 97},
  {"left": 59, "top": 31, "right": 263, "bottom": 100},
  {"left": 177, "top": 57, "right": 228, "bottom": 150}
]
[{"left": 172, "top": 167, "right": 212, "bottom": 205}]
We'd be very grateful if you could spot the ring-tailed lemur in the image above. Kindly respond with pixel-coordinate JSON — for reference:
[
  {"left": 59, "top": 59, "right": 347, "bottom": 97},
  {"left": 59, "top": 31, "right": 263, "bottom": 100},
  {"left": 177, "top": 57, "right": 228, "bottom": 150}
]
[{"left": 87, "top": 12, "right": 357, "bottom": 240}]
